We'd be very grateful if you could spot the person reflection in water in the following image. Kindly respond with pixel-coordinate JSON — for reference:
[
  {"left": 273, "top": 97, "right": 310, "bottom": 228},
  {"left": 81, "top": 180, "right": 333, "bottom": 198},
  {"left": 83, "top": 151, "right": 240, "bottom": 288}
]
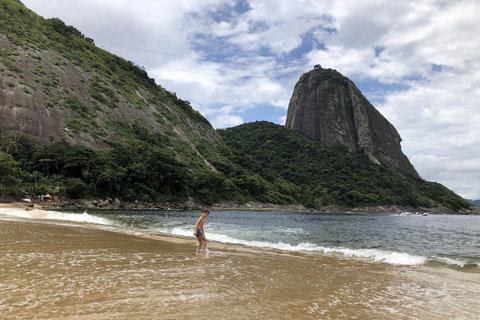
[{"left": 194, "top": 209, "right": 209, "bottom": 253}]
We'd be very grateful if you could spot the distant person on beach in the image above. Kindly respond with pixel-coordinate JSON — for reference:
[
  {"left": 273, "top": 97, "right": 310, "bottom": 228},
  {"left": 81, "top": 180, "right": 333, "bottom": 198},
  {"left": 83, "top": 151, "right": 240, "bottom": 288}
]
[{"left": 194, "top": 209, "right": 209, "bottom": 253}]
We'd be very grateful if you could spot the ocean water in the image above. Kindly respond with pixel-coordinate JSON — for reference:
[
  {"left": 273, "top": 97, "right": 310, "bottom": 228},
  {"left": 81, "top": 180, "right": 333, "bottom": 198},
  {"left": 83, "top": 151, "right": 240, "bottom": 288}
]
[
  {"left": 3, "top": 208, "right": 479, "bottom": 271},
  {"left": 1, "top": 207, "right": 480, "bottom": 319}
]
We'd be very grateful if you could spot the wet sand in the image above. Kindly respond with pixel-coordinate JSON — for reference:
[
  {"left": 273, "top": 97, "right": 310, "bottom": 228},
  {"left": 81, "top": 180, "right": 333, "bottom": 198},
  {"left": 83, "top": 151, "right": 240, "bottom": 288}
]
[{"left": 1, "top": 216, "right": 479, "bottom": 320}]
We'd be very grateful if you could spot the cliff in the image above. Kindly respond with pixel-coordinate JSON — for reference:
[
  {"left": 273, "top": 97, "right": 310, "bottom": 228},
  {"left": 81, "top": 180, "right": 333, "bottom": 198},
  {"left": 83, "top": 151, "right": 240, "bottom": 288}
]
[
  {"left": 285, "top": 67, "right": 418, "bottom": 177},
  {"left": 0, "top": 1, "right": 221, "bottom": 151}
]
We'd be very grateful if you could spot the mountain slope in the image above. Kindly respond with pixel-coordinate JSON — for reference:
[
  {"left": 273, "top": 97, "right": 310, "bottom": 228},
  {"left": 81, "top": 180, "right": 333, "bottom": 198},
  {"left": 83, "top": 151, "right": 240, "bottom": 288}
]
[
  {"left": 0, "top": 0, "right": 219, "bottom": 153},
  {"left": 0, "top": 0, "right": 240, "bottom": 204},
  {"left": 218, "top": 121, "right": 471, "bottom": 211}
]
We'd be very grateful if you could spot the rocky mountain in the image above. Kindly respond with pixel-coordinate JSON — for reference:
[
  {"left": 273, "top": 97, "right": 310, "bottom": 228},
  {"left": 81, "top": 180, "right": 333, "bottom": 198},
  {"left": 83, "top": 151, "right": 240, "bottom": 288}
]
[
  {"left": 467, "top": 199, "right": 480, "bottom": 207},
  {"left": 0, "top": 0, "right": 220, "bottom": 153},
  {"left": 285, "top": 66, "right": 418, "bottom": 177}
]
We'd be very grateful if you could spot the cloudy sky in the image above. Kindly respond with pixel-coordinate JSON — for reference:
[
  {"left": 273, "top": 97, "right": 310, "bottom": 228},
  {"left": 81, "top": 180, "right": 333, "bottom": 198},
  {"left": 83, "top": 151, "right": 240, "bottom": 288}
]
[{"left": 21, "top": 0, "right": 480, "bottom": 200}]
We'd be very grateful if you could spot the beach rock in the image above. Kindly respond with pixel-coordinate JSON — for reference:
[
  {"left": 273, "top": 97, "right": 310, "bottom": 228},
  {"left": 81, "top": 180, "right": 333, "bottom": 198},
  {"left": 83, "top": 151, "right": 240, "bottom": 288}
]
[
  {"left": 81, "top": 200, "right": 96, "bottom": 208},
  {"left": 211, "top": 200, "right": 307, "bottom": 211},
  {"left": 183, "top": 196, "right": 203, "bottom": 209},
  {"left": 97, "top": 199, "right": 110, "bottom": 208},
  {"left": 123, "top": 203, "right": 136, "bottom": 209}
]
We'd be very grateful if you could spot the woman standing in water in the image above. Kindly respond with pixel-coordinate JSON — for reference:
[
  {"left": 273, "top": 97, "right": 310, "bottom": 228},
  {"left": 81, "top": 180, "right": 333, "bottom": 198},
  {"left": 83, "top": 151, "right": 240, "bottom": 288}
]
[{"left": 194, "top": 209, "right": 209, "bottom": 253}]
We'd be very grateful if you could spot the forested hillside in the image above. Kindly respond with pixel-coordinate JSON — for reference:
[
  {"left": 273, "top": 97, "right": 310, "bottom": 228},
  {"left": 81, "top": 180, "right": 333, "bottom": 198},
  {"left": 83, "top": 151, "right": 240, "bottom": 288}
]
[
  {"left": 218, "top": 121, "right": 471, "bottom": 211},
  {"left": 0, "top": 0, "right": 263, "bottom": 205}
]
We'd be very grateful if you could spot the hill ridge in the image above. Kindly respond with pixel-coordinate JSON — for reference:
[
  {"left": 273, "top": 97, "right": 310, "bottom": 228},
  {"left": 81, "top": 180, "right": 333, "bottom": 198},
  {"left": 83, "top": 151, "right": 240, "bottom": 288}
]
[{"left": 0, "top": 0, "right": 219, "bottom": 150}]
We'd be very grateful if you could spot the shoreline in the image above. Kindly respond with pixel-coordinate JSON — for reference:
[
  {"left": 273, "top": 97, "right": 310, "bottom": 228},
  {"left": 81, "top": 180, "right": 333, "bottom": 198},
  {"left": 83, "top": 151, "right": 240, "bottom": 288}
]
[
  {"left": 1, "top": 213, "right": 479, "bottom": 319},
  {"left": 2, "top": 206, "right": 480, "bottom": 275},
  {"left": 2, "top": 200, "right": 478, "bottom": 215}
]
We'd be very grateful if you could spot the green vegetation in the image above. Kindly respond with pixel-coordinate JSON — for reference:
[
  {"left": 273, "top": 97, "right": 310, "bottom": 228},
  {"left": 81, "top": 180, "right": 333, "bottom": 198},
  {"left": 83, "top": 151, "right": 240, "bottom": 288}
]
[
  {"left": 0, "top": 128, "right": 22, "bottom": 199},
  {"left": 88, "top": 76, "right": 119, "bottom": 108},
  {"left": 218, "top": 121, "right": 471, "bottom": 211},
  {"left": 1, "top": 125, "right": 263, "bottom": 205},
  {"left": 1, "top": 121, "right": 469, "bottom": 210},
  {"left": 2, "top": 59, "right": 22, "bottom": 74},
  {"left": 0, "top": 152, "right": 22, "bottom": 199}
]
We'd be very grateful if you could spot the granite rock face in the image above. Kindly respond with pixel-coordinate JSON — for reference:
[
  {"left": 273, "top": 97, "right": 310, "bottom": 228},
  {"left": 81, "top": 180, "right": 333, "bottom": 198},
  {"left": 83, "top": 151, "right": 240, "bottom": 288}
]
[
  {"left": 285, "top": 68, "right": 418, "bottom": 176},
  {"left": 0, "top": 33, "right": 221, "bottom": 149}
]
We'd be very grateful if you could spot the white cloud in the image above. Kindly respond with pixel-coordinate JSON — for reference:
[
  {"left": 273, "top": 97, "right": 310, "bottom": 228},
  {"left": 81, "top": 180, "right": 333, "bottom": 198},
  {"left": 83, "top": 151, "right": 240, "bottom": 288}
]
[
  {"left": 206, "top": 105, "right": 245, "bottom": 129},
  {"left": 211, "top": 114, "right": 244, "bottom": 129},
  {"left": 376, "top": 58, "right": 480, "bottom": 199}
]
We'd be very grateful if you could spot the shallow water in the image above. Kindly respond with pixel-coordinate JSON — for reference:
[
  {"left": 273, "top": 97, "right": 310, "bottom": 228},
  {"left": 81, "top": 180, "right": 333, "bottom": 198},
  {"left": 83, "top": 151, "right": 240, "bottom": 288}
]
[
  {"left": 1, "top": 209, "right": 480, "bottom": 319},
  {"left": 10, "top": 208, "right": 478, "bottom": 270}
]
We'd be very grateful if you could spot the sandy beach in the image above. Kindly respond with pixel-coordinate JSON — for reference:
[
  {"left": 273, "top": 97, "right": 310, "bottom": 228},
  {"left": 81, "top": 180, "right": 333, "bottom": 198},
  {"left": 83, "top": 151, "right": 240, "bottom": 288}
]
[
  {"left": 0, "top": 202, "right": 31, "bottom": 209},
  {"left": 1, "top": 209, "right": 480, "bottom": 319}
]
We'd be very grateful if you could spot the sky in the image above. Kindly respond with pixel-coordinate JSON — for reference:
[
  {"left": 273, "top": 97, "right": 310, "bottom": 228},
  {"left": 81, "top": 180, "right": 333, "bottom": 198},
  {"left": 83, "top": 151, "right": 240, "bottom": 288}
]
[{"left": 20, "top": 0, "right": 480, "bottom": 200}]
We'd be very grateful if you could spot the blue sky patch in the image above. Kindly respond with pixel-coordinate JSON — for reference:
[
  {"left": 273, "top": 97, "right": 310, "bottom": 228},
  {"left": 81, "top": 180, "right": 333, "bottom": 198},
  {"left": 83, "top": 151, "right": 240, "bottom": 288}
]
[
  {"left": 431, "top": 64, "right": 443, "bottom": 72},
  {"left": 373, "top": 46, "right": 385, "bottom": 57}
]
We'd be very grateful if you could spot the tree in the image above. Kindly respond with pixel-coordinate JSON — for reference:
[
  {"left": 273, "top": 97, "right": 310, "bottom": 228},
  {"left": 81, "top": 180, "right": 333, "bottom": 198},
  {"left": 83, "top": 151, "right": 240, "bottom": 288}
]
[
  {"left": 0, "top": 153, "right": 22, "bottom": 199},
  {"left": 0, "top": 127, "right": 19, "bottom": 154},
  {"left": 2, "top": 135, "right": 19, "bottom": 154}
]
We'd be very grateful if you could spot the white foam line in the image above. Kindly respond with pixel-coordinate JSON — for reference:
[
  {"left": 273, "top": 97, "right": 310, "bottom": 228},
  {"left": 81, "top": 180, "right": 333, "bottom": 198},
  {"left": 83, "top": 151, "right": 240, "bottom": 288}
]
[
  {"left": 3, "top": 208, "right": 475, "bottom": 268},
  {"left": 0, "top": 207, "right": 116, "bottom": 226},
  {"left": 168, "top": 226, "right": 427, "bottom": 265},
  {"left": 434, "top": 256, "right": 469, "bottom": 268}
]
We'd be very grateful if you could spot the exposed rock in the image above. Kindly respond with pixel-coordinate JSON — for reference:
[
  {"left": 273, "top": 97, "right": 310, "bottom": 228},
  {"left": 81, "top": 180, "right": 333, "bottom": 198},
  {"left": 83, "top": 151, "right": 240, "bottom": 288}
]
[
  {"left": 285, "top": 68, "right": 418, "bottom": 176},
  {"left": 83, "top": 201, "right": 96, "bottom": 208},
  {"left": 97, "top": 199, "right": 110, "bottom": 208},
  {"left": 0, "top": 31, "right": 222, "bottom": 151},
  {"left": 211, "top": 200, "right": 307, "bottom": 211},
  {"left": 183, "top": 196, "right": 204, "bottom": 210}
]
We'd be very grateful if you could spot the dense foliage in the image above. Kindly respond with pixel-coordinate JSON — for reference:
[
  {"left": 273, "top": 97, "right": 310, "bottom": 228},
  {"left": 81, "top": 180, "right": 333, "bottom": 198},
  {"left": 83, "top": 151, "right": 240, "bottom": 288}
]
[
  {"left": 1, "top": 123, "right": 279, "bottom": 205},
  {"left": 218, "top": 121, "right": 471, "bottom": 211},
  {"left": 0, "top": 120, "right": 471, "bottom": 210}
]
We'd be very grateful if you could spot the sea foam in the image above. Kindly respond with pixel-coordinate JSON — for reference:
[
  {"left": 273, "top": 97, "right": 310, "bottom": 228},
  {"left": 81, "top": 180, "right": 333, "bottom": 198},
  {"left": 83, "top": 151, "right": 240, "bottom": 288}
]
[
  {"left": 0, "top": 207, "right": 115, "bottom": 225},
  {"left": 168, "top": 225, "right": 427, "bottom": 266},
  {"left": 2, "top": 208, "right": 476, "bottom": 269}
]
